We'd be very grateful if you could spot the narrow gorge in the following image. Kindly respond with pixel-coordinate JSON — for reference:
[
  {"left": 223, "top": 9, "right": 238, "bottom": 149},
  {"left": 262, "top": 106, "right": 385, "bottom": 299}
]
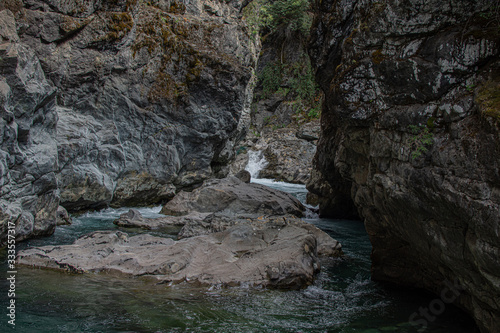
[{"left": 0, "top": 0, "right": 499, "bottom": 332}]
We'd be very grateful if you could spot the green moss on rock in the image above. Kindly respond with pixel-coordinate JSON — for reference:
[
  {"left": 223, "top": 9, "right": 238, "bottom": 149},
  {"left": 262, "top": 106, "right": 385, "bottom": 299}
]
[
  {"left": 106, "top": 12, "right": 134, "bottom": 41},
  {"left": 372, "top": 49, "right": 385, "bottom": 65},
  {"left": 477, "top": 79, "right": 500, "bottom": 121}
]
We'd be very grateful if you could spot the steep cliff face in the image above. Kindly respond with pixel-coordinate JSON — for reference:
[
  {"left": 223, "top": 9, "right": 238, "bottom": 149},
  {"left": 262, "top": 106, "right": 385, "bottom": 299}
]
[
  {"left": 308, "top": 0, "right": 500, "bottom": 331},
  {"left": 0, "top": 0, "right": 258, "bottom": 243},
  {"left": 0, "top": 9, "right": 59, "bottom": 243}
]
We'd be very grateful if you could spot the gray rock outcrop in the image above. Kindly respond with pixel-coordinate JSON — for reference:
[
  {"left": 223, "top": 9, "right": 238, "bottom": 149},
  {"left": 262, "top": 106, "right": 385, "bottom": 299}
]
[
  {"left": 1, "top": 0, "right": 259, "bottom": 243},
  {"left": 160, "top": 175, "right": 305, "bottom": 217},
  {"left": 17, "top": 226, "right": 323, "bottom": 289},
  {"left": 257, "top": 126, "right": 318, "bottom": 184},
  {"left": 308, "top": 0, "right": 500, "bottom": 331},
  {"left": 113, "top": 209, "right": 342, "bottom": 257},
  {"left": 0, "top": 9, "right": 59, "bottom": 244},
  {"left": 55, "top": 206, "right": 72, "bottom": 225},
  {"left": 113, "top": 208, "right": 200, "bottom": 231}
]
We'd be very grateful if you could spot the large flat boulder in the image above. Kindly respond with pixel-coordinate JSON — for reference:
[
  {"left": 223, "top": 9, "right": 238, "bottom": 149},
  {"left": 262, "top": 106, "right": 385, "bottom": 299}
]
[
  {"left": 17, "top": 225, "right": 325, "bottom": 289},
  {"left": 113, "top": 210, "right": 342, "bottom": 257},
  {"left": 160, "top": 176, "right": 305, "bottom": 217}
]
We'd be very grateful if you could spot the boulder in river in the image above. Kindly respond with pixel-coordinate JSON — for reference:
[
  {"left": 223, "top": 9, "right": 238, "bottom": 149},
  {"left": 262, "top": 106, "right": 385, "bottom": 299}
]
[
  {"left": 160, "top": 176, "right": 305, "bottom": 217},
  {"left": 56, "top": 206, "right": 72, "bottom": 226},
  {"left": 17, "top": 225, "right": 326, "bottom": 289}
]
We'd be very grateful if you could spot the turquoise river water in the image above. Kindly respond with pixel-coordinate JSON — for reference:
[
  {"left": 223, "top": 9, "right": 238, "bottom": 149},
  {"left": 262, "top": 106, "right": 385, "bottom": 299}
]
[{"left": 0, "top": 179, "right": 477, "bottom": 332}]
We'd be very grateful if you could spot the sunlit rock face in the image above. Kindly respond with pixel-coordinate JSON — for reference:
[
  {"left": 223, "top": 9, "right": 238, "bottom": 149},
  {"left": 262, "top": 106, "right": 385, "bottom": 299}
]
[
  {"left": 307, "top": 0, "right": 500, "bottom": 331},
  {"left": 1, "top": 0, "right": 259, "bottom": 242}
]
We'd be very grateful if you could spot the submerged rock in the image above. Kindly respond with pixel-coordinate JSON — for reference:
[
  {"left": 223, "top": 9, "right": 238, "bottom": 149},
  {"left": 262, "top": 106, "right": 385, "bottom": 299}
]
[
  {"left": 17, "top": 226, "right": 324, "bottom": 289},
  {"left": 160, "top": 176, "right": 305, "bottom": 217}
]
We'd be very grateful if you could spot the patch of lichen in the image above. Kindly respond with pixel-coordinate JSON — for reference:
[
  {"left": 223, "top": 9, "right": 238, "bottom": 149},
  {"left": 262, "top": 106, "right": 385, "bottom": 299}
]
[
  {"left": 358, "top": 1, "right": 386, "bottom": 33},
  {"left": 372, "top": 49, "right": 385, "bottom": 65},
  {"left": 0, "top": 0, "right": 23, "bottom": 16},
  {"left": 331, "top": 54, "right": 361, "bottom": 92},
  {"left": 131, "top": 3, "right": 246, "bottom": 105},
  {"left": 102, "top": 0, "right": 138, "bottom": 11},
  {"left": 105, "top": 12, "right": 134, "bottom": 41},
  {"left": 476, "top": 79, "right": 500, "bottom": 121},
  {"left": 60, "top": 16, "right": 91, "bottom": 33},
  {"left": 148, "top": 71, "right": 187, "bottom": 103},
  {"left": 131, "top": 8, "right": 211, "bottom": 103},
  {"left": 186, "top": 58, "right": 204, "bottom": 82},
  {"left": 131, "top": 11, "right": 188, "bottom": 56},
  {"left": 142, "top": 0, "right": 185, "bottom": 14},
  {"left": 343, "top": 29, "right": 357, "bottom": 46},
  {"left": 169, "top": 1, "right": 186, "bottom": 14},
  {"left": 64, "top": 0, "right": 94, "bottom": 17}
]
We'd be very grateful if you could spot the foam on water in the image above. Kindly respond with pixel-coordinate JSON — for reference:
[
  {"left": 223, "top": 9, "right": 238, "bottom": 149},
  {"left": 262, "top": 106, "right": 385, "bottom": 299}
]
[{"left": 245, "top": 150, "right": 268, "bottom": 179}]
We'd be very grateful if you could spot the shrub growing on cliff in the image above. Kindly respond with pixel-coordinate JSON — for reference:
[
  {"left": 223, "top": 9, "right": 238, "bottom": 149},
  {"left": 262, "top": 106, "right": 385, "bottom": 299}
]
[
  {"left": 260, "top": 0, "right": 312, "bottom": 37},
  {"left": 408, "top": 124, "right": 434, "bottom": 159},
  {"left": 257, "top": 57, "right": 321, "bottom": 120},
  {"left": 242, "top": 0, "right": 312, "bottom": 39},
  {"left": 245, "top": 0, "right": 321, "bottom": 121},
  {"left": 260, "top": 61, "right": 284, "bottom": 98}
]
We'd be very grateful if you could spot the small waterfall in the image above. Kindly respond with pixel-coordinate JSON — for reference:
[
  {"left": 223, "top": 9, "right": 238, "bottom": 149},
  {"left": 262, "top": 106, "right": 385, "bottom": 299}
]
[
  {"left": 245, "top": 150, "right": 268, "bottom": 179},
  {"left": 244, "top": 149, "right": 318, "bottom": 218},
  {"left": 304, "top": 203, "right": 320, "bottom": 219}
]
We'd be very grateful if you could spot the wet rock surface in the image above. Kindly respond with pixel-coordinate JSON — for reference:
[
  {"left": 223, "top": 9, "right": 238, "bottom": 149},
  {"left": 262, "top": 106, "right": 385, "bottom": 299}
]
[{"left": 308, "top": 0, "right": 500, "bottom": 331}]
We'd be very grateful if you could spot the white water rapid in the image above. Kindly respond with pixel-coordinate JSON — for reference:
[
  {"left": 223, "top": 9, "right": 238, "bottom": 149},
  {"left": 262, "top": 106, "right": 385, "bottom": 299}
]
[
  {"left": 244, "top": 149, "right": 319, "bottom": 218},
  {"left": 244, "top": 150, "right": 268, "bottom": 179}
]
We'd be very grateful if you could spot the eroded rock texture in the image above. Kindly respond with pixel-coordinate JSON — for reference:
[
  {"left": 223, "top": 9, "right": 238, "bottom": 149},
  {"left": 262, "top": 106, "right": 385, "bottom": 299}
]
[
  {"left": 0, "top": 9, "right": 60, "bottom": 243},
  {"left": 160, "top": 175, "right": 305, "bottom": 217},
  {"left": 113, "top": 209, "right": 342, "bottom": 256},
  {"left": 307, "top": 0, "right": 500, "bottom": 331},
  {"left": 17, "top": 227, "right": 323, "bottom": 289},
  {"left": 1, "top": 0, "right": 258, "bottom": 243},
  {"left": 255, "top": 126, "right": 318, "bottom": 184}
]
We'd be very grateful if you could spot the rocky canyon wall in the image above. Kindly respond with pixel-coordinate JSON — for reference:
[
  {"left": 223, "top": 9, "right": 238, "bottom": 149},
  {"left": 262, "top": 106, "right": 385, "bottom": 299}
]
[
  {"left": 0, "top": 0, "right": 258, "bottom": 244},
  {"left": 307, "top": 0, "right": 500, "bottom": 331}
]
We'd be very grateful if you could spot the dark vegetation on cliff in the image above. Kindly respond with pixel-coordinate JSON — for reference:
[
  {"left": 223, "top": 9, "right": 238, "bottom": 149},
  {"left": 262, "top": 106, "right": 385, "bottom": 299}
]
[
  {"left": 235, "top": 0, "right": 323, "bottom": 184},
  {"left": 243, "top": 0, "right": 322, "bottom": 130}
]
